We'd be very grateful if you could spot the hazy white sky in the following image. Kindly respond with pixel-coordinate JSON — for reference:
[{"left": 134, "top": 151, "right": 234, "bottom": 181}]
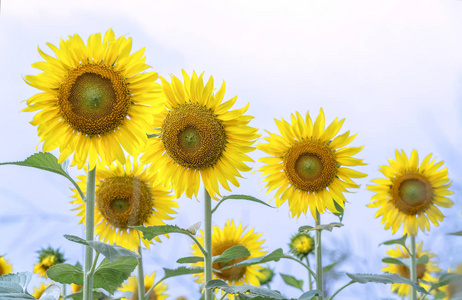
[{"left": 1, "top": 1, "right": 462, "bottom": 299}]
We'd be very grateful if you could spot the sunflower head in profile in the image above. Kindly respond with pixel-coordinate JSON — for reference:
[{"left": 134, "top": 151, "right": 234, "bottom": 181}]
[
  {"left": 31, "top": 283, "right": 51, "bottom": 299},
  {"left": 24, "top": 29, "right": 164, "bottom": 170},
  {"left": 258, "top": 109, "right": 366, "bottom": 219},
  {"left": 0, "top": 255, "right": 12, "bottom": 276},
  {"left": 367, "top": 150, "right": 453, "bottom": 235},
  {"left": 140, "top": 71, "right": 259, "bottom": 199},
  {"left": 72, "top": 157, "right": 178, "bottom": 251},
  {"left": 258, "top": 267, "right": 275, "bottom": 286},
  {"left": 190, "top": 220, "right": 266, "bottom": 299},
  {"left": 382, "top": 242, "right": 440, "bottom": 297},
  {"left": 33, "top": 247, "right": 65, "bottom": 278},
  {"left": 289, "top": 232, "right": 314, "bottom": 260},
  {"left": 119, "top": 272, "right": 168, "bottom": 300}
]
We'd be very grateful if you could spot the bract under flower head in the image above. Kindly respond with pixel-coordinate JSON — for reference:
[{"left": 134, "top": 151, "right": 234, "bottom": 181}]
[{"left": 24, "top": 29, "right": 164, "bottom": 170}]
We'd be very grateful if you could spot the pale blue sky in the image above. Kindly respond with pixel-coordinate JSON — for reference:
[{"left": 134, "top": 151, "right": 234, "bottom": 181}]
[{"left": 1, "top": 1, "right": 461, "bottom": 299}]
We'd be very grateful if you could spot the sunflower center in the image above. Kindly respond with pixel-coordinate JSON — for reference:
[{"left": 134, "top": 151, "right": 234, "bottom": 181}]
[
  {"left": 213, "top": 242, "right": 248, "bottom": 282},
  {"left": 96, "top": 176, "right": 153, "bottom": 228},
  {"left": 283, "top": 140, "right": 337, "bottom": 192},
  {"left": 294, "top": 236, "right": 313, "bottom": 253},
  {"left": 58, "top": 63, "right": 130, "bottom": 136},
  {"left": 398, "top": 263, "right": 426, "bottom": 280},
  {"left": 392, "top": 173, "right": 433, "bottom": 215},
  {"left": 162, "top": 103, "right": 227, "bottom": 169}
]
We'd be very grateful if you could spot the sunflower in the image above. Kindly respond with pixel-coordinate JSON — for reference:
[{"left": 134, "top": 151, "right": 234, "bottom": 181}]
[
  {"left": 33, "top": 247, "right": 65, "bottom": 278},
  {"left": 23, "top": 29, "right": 163, "bottom": 170},
  {"left": 140, "top": 71, "right": 259, "bottom": 199},
  {"left": 191, "top": 220, "right": 266, "bottom": 299},
  {"left": 289, "top": 232, "right": 314, "bottom": 260},
  {"left": 382, "top": 242, "right": 440, "bottom": 297},
  {"left": 367, "top": 150, "right": 453, "bottom": 235},
  {"left": 31, "top": 283, "right": 51, "bottom": 299},
  {"left": 72, "top": 157, "right": 178, "bottom": 251},
  {"left": 258, "top": 267, "right": 275, "bottom": 286},
  {"left": 257, "top": 109, "right": 366, "bottom": 219},
  {"left": 438, "top": 264, "right": 462, "bottom": 299},
  {"left": 0, "top": 256, "right": 12, "bottom": 276},
  {"left": 119, "top": 272, "right": 168, "bottom": 300}
]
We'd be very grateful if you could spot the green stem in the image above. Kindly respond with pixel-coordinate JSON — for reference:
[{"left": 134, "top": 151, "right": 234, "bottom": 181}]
[
  {"left": 83, "top": 167, "right": 96, "bottom": 300},
  {"left": 410, "top": 234, "right": 417, "bottom": 300},
  {"left": 315, "top": 210, "right": 323, "bottom": 300},
  {"left": 306, "top": 256, "right": 313, "bottom": 290},
  {"left": 329, "top": 280, "right": 355, "bottom": 300},
  {"left": 204, "top": 188, "right": 213, "bottom": 300},
  {"left": 145, "top": 278, "right": 163, "bottom": 299},
  {"left": 137, "top": 246, "right": 146, "bottom": 300},
  {"left": 283, "top": 256, "right": 316, "bottom": 279},
  {"left": 89, "top": 252, "right": 99, "bottom": 275},
  {"left": 62, "top": 283, "right": 66, "bottom": 298}
]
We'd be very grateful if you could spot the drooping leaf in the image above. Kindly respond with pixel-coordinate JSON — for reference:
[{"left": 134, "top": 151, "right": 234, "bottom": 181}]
[
  {"left": 280, "top": 273, "right": 303, "bottom": 291},
  {"left": 176, "top": 256, "right": 204, "bottom": 264},
  {"left": 131, "top": 225, "right": 192, "bottom": 240},
  {"left": 93, "top": 257, "right": 138, "bottom": 294},
  {"left": 211, "top": 195, "right": 274, "bottom": 214},
  {"left": 46, "top": 264, "right": 84, "bottom": 285},
  {"left": 432, "top": 291, "right": 447, "bottom": 300},
  {"left": 0, "top": 153, "right": 82, "bottom": 198},
  {"left": 205, "top": 279, "right": 286, "bottom": 299},
  {"left": 0, "top": 272, "right": 36, "bottom": 299},
  {"left": 346, "top": 273, "right": 428, "bottom": 294},
  {"left": 220, "top": 249, "right": 286, "bottom": 270},
  {"left": 448, "top": 230, "right": 462, "bottom": 236},
  {"left": 38, "top": 284, "right": 61, "bottom": 300},
  {"left": 214, "top": 245, "right": 251, "bottom": 263},
  {"left": 162, "top": 267, "right": 205, "bottom": 280},
  {"left": 333, "top": 201, "right": 345, "bottom": 222},
  {"left": 298, "top": 223, "right": 343, "bottom": 233},
  {"left": 297, "top": 290, "right": 322, "bottom": 300}
]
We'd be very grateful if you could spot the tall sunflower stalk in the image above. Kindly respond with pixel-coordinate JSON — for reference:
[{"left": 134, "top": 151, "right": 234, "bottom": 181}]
[
  {"left": 204, "top": 190, "right": 213, "bottom": 300},
  {"left": 368, "top": 150, "right": 453, "bottom": 299},
  {"left": 83, "top": 167, "right": 96, "bottom": 300}
]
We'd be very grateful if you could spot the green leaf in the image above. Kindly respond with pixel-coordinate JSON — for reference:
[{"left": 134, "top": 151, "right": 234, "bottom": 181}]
[
  {"left": 38, "top": 284, "right": 61, "bottom": 300},
  {"left": 429, "top": 273, "right": 462, "bottom": 291},
  {"left": 64, "top": 235, "right": 139, "bottom": 263},
  {"left": 333, "top": 201, "right": 344, "bottom": 222},
  {"left": 322, "top": 261, "right": 339, "bottom": 274},
  {"left": 221, "top": 249, "right": 286, "bottom": 270},
  {"left": 211, "top": 194, "right": 274, "bottom": 214},
  {"left": 379, "top": 234, "right": 408, "bottom": 247},
  {"left": 64, "top": 235, "right": 88, "bottom": 246},
  {"left": 65, "top": 291, "right": 100, "bottom": 300},
  {"left": 346, "top": 273, "right": 428, "bottom": 294},
  {"left": 93, "top": 257, "right": 138, "bottom": 294},
  {"left": 298, "top": 223, "right": 343, "bottom": 233},
  {"left": 432, "top": 291, "right": 447, "bottom": 300},
  {"left": 46, "top": 264, "right": 84, "bottom": 285},
  {"left": 0, "top": 153, "right": 83, "bottom": 199},
  {"left": 176, "top": 256, "right": 204, "bottom": 264},
  {"left": 297, "top": 290, "right": 321, "bottom": 300},
  {"left": 448, "top": 230, "right": 462, "bottom": 236},
  {"left": 147, "top": 133, "right": 161, "bottom": 138},
  {"left": 382, "top": 255, "right": 429, "bottom": 268},
  {"left": 214, "top": 245, "right": 251, "bottom": 263},
  {"left": 162, "top": 267, "right": 205, "bottom": 280},
  {"left": 280, "top": 273, "right": 303, "bottom": 291},
  {"left": 0, "top": 272, "right": 35, "bottom": 299},
  {"left": 205, "top": 279, "right": 286, "bottom": 299},
  {"left": 131, "top": 224, "right": 192, "bottom": 240}
]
